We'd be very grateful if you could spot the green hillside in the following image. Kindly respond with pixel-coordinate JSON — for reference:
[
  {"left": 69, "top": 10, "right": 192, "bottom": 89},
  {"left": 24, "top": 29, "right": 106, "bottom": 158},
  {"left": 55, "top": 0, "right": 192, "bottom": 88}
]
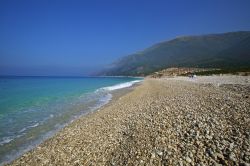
[{"left": 100, "top": 31, "right": 250, "bottom": 76}]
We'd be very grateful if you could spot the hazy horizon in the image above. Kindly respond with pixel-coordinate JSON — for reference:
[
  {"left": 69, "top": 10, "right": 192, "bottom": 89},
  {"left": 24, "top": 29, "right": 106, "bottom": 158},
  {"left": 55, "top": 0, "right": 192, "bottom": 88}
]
[{"left": 1, "top": 0, "right": 250, "bottom": 76}]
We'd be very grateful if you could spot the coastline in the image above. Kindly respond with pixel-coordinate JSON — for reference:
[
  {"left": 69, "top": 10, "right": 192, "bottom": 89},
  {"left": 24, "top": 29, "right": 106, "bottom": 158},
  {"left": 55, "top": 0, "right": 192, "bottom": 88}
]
[
  {"left": 0, "top": 79, "right": 142, "bottom": 165},
  {"left": 8, "top": 76, "right": 250, "bottom": 165}
]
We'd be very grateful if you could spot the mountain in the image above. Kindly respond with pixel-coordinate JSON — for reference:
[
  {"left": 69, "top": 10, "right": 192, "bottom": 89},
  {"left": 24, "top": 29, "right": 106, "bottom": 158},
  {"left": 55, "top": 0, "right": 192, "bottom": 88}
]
[{"left": 99, "top": 31, "right": 250, "bottom": 76}]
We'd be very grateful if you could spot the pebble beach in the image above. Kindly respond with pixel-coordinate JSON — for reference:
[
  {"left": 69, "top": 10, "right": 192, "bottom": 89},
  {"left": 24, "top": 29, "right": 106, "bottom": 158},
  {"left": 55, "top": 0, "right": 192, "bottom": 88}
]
[{"left": 8, "top": 76, "right": 250, "bottom": 166}]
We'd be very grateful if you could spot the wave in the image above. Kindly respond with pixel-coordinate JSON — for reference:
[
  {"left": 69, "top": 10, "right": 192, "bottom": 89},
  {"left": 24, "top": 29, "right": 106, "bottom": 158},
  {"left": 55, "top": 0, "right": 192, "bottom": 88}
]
[
  {"left": 100, "top": 80, "right": 142, "bottom": 91},
  {"left": 0, "top": 122, "right": 40, "bottom": 147},
  {"left": 0, "top": 137, "right": 13, "bottom": 146},
  {"left": 0, "top": 134, "right": 22, "bottom": 146},
  {"left": 18, "top": 123, "right": 40, "bottom": 134}
]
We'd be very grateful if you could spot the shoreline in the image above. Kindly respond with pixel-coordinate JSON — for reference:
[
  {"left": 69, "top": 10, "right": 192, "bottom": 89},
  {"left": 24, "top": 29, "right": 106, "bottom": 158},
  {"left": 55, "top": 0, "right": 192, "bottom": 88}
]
[
  {"left": 8, "top": 76, "right": 250, "bottom": 165},
  {"left": 1, "top": 80, "right": 142, "bottom": 165}
]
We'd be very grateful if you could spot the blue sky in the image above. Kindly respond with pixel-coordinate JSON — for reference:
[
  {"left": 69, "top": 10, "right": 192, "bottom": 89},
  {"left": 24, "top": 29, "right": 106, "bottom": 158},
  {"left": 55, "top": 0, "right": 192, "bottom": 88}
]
[{"left": 1, "top": 0, "right": 250, "bottom": 76}]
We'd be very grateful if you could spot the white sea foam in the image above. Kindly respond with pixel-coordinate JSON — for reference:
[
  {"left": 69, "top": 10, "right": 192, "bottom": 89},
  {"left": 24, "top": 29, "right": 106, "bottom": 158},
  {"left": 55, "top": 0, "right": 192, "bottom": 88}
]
[
  {"left": 18, "top": 123, "right": 39, "bottom": 134},
  {"left": 29, "top": 123, "right": 39, "bottom": 128},
  {"left": 0, "top": 134, "right": 22, "bottom": 146},
  {"left": 101, "top": 80, "right": 142, "bottom": 91},
  {"left": 18, "top": 128, "right": 27, "bottom": 133},
  {"left": 0, "top": 137, "right": 13, "bottom": 146}
]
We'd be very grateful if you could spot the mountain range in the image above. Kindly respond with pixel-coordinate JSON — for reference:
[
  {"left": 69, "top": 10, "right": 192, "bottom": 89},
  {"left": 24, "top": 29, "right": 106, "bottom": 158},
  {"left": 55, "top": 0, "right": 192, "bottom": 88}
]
[{"left": 99, "top": 31, "right": 250, "bottom": 76}]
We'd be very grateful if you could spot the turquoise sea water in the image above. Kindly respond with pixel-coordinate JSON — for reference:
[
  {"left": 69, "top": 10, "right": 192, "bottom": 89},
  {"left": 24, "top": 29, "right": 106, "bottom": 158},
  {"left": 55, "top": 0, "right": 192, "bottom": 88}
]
[{"left": 0, "top": 76, "right": 142, "bottom": 164}]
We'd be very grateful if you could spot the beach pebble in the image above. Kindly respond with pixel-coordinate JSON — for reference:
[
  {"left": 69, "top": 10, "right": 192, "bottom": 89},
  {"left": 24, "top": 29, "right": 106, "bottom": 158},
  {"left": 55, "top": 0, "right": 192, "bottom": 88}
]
[{"left": 185, "top": 156, "right": 192, "bottom": 163}]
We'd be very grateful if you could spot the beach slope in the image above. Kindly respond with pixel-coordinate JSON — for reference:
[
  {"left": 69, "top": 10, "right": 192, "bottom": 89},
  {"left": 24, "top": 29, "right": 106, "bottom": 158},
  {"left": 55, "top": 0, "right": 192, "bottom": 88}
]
[{"left": 9, "top": 76, "right": 250, "bottom": 165}]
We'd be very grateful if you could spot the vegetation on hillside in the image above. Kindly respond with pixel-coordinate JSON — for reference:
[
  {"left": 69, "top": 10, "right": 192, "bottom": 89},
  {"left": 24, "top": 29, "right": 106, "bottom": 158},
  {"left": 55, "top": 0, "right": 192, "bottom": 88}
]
[{"left": 99, "top": 31, "right": 250, "bottom": 76}]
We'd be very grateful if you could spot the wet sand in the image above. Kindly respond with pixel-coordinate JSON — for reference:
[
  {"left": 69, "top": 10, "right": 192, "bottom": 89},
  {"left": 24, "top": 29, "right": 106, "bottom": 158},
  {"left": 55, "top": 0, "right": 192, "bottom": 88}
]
[{"left": 9, "top": 76, "right": 250, "bottom": 165}]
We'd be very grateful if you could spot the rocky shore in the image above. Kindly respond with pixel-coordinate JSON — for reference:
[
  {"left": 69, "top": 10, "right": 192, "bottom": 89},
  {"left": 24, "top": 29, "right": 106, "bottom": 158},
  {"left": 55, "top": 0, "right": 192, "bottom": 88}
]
[{"left": 9, "top": 76, "right": 250, "bottom": 166}]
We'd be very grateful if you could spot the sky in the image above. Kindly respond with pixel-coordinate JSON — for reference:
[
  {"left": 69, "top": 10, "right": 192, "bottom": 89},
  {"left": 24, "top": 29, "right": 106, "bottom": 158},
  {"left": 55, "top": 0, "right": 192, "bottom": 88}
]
[{"left": 0, "top": 0, "right": 250, "bottom": 76}]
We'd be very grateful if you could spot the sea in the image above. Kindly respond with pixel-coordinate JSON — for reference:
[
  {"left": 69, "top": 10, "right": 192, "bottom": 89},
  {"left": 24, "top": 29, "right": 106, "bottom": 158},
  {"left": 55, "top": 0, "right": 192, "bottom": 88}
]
[{"left": 0, "top": 76, "right": 142, "bottom": 164}]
